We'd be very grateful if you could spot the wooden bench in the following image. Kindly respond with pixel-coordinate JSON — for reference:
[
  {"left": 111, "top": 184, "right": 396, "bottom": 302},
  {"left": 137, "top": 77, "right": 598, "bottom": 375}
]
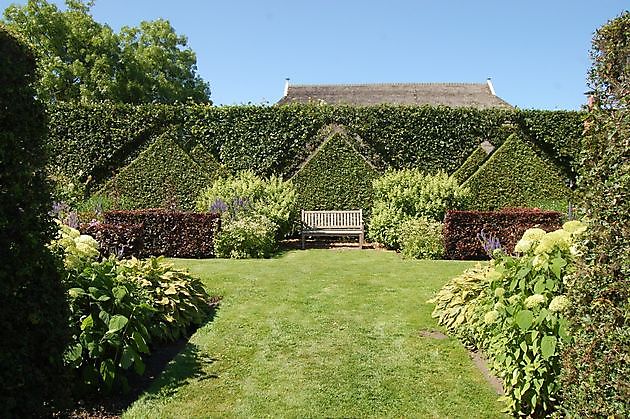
[{"left": 301, "top": 209, "right": 364, "bottom": 249}]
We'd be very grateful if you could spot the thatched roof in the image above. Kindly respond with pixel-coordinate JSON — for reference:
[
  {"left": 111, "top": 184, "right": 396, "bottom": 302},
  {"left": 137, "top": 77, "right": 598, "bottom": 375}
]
[{"left": 277, "top": 81, "right": 512, "bottom": 109}]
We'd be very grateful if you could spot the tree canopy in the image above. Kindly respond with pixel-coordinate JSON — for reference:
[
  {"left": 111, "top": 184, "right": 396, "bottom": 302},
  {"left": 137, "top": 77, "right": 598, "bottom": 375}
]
[{"left": 2, "top": 0, "right": 211, "bottom": 104}]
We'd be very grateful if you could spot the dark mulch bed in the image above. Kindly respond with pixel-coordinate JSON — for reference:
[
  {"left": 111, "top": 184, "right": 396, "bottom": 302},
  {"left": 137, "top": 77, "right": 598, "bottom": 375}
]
[{"left": 55, "top": 297, "right": 220, "bottom": 419}]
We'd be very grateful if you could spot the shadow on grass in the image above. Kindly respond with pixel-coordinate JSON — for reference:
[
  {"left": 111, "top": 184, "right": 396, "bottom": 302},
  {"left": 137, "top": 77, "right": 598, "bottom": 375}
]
[
  {"left": 62, "top": 301, "right": 221, "bottom": 418},
  {"left": 132, "top": 301, "right": 221, "bottom": 402}
]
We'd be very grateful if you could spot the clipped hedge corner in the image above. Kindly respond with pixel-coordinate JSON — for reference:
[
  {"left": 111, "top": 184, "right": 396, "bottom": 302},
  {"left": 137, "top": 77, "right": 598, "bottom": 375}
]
[
  {"left": 99, "top": 130, "right": 220, "bottom": 211},
  {"left": 291, "top": 126, "right": 379, "bottom": 214},
  {"left": 463, "top": 133, "right": 572, "bottom": 210}
]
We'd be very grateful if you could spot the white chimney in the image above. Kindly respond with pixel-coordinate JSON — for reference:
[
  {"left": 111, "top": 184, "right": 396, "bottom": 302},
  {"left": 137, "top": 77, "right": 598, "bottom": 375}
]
[
  {"left": 284, "top": 78, "right": 290, "bottom": 96},
  {"left": 487, "top": 77, "right": 496, "bottom": 96}
]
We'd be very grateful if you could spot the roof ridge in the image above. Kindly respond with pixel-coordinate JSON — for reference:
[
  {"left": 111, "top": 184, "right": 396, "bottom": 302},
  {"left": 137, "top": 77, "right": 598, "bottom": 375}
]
[{"left": 289, "top": 82, "right": 487, "bottom": 88}]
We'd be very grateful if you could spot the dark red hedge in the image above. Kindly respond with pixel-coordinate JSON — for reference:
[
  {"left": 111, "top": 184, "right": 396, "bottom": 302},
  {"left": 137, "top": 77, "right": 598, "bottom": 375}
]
[
  {"left": 82, "top": 222, "right": 144, "bottom": 259},
  {"left": 443, "top": 209, "right": 563, "bottom": 260},
  {"left": 97, "top": 209, "right": 221, "bottom": 258}
]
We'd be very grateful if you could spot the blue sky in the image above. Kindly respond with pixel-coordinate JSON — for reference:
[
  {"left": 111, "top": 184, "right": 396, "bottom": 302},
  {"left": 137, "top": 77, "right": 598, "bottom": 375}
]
[{"left": 1, "top": 0, "right": 627, "bottom": 109}]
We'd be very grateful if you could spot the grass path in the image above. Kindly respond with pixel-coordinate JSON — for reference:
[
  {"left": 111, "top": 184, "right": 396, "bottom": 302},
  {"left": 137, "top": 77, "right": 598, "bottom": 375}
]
[{"left": 124, "top": 250, "right": 504, "bottom": 418}]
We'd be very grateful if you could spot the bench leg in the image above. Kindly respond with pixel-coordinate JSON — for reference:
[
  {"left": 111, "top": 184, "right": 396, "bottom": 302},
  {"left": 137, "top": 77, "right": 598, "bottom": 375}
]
[
  {"left": 359, "top": 233, "right": 364, "bottom": 249},
  {"left": 301, "top": 233, "right": 305, "bottom": 250}
]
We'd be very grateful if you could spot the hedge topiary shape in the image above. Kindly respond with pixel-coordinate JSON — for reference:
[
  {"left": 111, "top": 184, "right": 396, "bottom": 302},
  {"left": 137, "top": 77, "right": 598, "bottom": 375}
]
[
  {"left": 291, "top": 126, "right": 379, "bottom": 213},
  {"left": 100, "top": 131, "right": 218, "bottom": 211},
  {"left": 189, "top": 143, "right": 228, "bottom": 177},
  {"left": 463, "top": 133, "right": 571, "bottom": 210},
  {"left": 451, "top": 141, "right": 493, "bottom": 183}
]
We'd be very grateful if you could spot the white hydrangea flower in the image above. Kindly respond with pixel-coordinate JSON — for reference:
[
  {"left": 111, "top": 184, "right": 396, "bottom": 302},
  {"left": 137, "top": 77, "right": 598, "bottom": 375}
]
[
  {"left": 524, "top": 294, "right": 546, "bottom": 308},
  {"left": 514, "top": 239, "right": 532, "bottom": 253},
  {"left": 494, "top": 287, "right": 506, "bottom": 298},
  {"left": 522, "top": 228, "right": 547, "bottom": 242},
  {"left": 562, "top": 220, "right": 587, "bottom": 235},
  {"left": 549, "top": 295, "right": 570, "bottom": 313},
  {"left": 484, "top": 310, "right": 500, "bottom": 325},
  {"left": 534, "top": 230, "right": 571, "bottom": 255}
]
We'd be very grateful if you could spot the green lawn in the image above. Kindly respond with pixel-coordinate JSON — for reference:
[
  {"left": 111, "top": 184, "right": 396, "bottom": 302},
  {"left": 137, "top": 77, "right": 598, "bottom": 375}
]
[{"left": 123, "top": 249, "right": 504, "bottom": 418}]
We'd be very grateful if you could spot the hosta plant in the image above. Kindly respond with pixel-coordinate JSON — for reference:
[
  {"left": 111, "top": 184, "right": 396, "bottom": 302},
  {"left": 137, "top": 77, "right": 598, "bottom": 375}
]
[{"left": 51, "top": 222, "right": 213, "bottom": 393}]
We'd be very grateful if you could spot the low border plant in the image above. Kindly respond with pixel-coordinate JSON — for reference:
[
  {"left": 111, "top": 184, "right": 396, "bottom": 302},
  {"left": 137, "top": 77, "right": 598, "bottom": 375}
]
[{"left": 430, "top": 220, "right": 587, "bottom": 416}]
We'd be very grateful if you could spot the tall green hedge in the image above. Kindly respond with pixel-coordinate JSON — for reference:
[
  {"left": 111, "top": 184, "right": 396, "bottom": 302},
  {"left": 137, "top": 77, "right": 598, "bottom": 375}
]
[
  {"left": 560, "top": 12, "right": 629, "bottom": 417},
  {"left": 450, "top": 142, "right": 492, "bottom": 183},
  {"left": 463, "top": 133, "right": 572, "bottom": 210},
  {"left": 291, "top": 126, "right": 379, "bottom": 214},
  {"left": 99, "top": 130, "right": 219, "bottom": 210},
  {"left": 47, "top": 102, "right": 181, "bottom": 188},
  {"left": 46, "top": 103, "right": 584, "bottom": 188},
  {"left": 0, "top": 25, "right": 70, "bottom": 416}
]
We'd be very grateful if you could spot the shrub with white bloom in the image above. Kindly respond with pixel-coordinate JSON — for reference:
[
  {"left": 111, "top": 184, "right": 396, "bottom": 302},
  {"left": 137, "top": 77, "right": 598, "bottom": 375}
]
[
  {"left": 494, "top": 287, "right": 505, "bottom": 298},
  {"left": 534, "top": 229, "right": 572, "bottom": 255},
  {"left": 562, "top": 220, "right": 587, "bottom": 235},
  {"left": 484, "top": 310, "right": 500, "bottom": 325},
  {"left": 549, "top": 295, "right": 570, "bottom": 313},
  {"left": 522, "top": 227, "right": 547, "bottom": 242},
  {"left": 524, "top": 293, "right": 546, "bottom": 308}
]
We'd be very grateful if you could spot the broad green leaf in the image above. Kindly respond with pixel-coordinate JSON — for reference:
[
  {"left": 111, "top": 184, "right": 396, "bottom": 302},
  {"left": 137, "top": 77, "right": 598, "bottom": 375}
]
[
  {"left": 133, "top": 357, "right": 146, "bottom": 375},
  {"left": 100, "top": 359, "right": 116, "bottom": 387},
  {"left": 65, "top": 343, "right": 83, "bottom": 362},
  {"left": 133, "top": 330, "right": 150, "bottom": 354},
  {"left": 80, "top": 314, "right": 94, "bottom": 331},
  {"left": 534, "top": 279, "right": 545, "bottom": 294},
  {"left": 108, "top": 315, "right": 128, "bottom": 333},
  {"left": 515, "top": 310, "right": 533, "bottom": 331},
  {"left": 541, "top": 335, "right": 557, "bottom": 359},
  {"left": 550, "top": 257, "right": 566, "bottom": 279},
  {"left": 120, "top": 346, "right": 136, "bottom": 369},
  {"left": 112, "top": 286, "right": 127, "bottom": 301}
]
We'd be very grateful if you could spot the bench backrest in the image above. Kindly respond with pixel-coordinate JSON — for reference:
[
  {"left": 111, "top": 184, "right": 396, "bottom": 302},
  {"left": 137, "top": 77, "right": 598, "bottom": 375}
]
[{"left": 301, "top": 210, "right": 363, "bottom": 229}]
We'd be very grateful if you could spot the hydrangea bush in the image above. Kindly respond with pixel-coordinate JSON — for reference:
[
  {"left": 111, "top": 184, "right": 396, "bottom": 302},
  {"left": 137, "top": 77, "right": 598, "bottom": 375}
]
[{"left": 430, "top": 220, "right": 587, "bottom": 416}]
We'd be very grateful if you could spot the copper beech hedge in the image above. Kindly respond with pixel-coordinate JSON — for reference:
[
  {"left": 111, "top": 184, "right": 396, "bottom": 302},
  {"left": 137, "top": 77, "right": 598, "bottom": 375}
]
[
  {"left": 443, "top": 209, "right": 564, "bottom": 260},
  {"left": 86, "top": 209, "right": 221, "bottom": 258}
]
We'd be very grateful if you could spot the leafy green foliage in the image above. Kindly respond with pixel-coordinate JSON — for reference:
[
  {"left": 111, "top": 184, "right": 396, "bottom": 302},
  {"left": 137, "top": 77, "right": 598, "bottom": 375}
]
[
  {"left": 0, "top": 24, "right": 70, "bottom": 417},
  {"left": 516, "top": 110, "right": 585, "bottom": 179},
  {"left": 197, "top": 170, "right": 297, "bottom": 239},
  {"left": 100, "top": 130, "right": 218, "bottom": 211},
  {"left": 428, "top": 263, "right": 494, "bottom": 346},
  {"left": 48, "top": 102, "right": 180, "bottom": 189},
  {"left": 463, "top": 133, "right": 572, "bottom": 210},
  {"left": 291, "top": 129, "right": 379, "bottom": 217},
  {"left": 46, "top": 103, "right": 584, "bottom": 189},
  {"left": 399, "top": 217, "right": 445, "bottom": 259},
  {"left": 214, "top": 214, "right": 278, "bottom": 259},
  {"left": 431, "top": 222, "right": 587, "bottom": 416},
  {"left": 560, "top": 12, "right": 630, "bottom": 417},
  {"left": 52, "top": 223, "right": 213, "bottom": 393},
  {"left": 450, "top": 143, "right": 491, "bottom": 183},
  {"left": 369, "top": 169, "right": 469, "bottom": 249},
  {"left": 2, "top": 0, "right": 210, "bottom": 103}
]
